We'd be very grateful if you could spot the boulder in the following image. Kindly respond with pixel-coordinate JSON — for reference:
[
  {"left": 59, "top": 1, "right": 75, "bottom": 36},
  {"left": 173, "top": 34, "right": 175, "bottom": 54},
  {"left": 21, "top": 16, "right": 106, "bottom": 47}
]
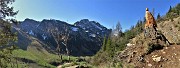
[{"left": 152, "top": 56, "right": 162, "bottom": 62}]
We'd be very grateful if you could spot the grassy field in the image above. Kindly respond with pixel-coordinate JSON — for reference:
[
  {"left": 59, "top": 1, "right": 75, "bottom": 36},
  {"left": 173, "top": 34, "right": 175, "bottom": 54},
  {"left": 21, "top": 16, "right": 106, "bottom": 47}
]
[
  {"left": 12, "top": 48, "right": 78, "bottom": 68},
  {"left": 4, "top": 32, "right": 96, "bottom": 68}
]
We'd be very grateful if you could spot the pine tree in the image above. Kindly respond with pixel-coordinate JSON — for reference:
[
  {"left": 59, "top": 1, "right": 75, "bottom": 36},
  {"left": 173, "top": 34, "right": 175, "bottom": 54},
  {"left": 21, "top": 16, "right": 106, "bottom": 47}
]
[
  {"left": 0, "top": 19, "right": 18, "bottom": 67},
  {"left": 143, "top": 17, "right": 146, "bottom": 23},
  {"left": 136, "top": 20, "right": 140, "bottom": 27},
  {"left": 102, "top": 36, "right": 107, "bottom": 51},
  {"left": 168, "top": 6, "right": 172, "bottom": 13},
  {"left": 0, "top": 0, "right": 18, "bottom": 67},
  {"left": 106, "top": 37, "right": 113, "bottom": 57},
  {"left": 0, "top": 0, "right": 18, "bottom": 18},
  {"left": 157, "top": 13, "right": 161, "bottom": 19},
  {"left": 106, "top": 37, "right": 111, "bottom": 52}
]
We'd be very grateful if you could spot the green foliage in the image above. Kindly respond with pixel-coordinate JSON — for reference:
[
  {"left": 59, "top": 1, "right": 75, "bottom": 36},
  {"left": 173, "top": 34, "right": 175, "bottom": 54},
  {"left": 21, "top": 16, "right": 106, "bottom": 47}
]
[
  {"left": 174, "top": 24, "right": 178, "bottom": 27},
  {"left": 166, "top": 3, "right": 180, "bottom": 19},
  {"left": 127, "top": 65, "right": 135, "bottom": 68},
  {"left": 114, "top": 62, "right": 123, "bottom": 68},
  {"left": 91, "top": 21, "right": 127, "bottom": 65},
  {"left": 91, "top": 51, "right": 109, "bottom": 65},
  {"left": 102, "top": 36, "right": 107, "bottom": 51},
  {"left": 0, "top": 0, "right": 19, "bottom": 66},
  {"left": 123, "top": 20, "right": 144, "bottom": 40},
  {"left": 91, "top": 3, "right": 180, "bottom": 67},
  {"left": 12, "top": 49, "right": 78, "bottom": 68},
  {"left": 0, "top": 0, "right": 18, "bottom": 18},
  {"left": 157, "top": 13, "right": 161, "bottom": 20},
  {"left": 106, "top": 37, "right": 115, "bottom": 58},
  {"left": 168, "top": 6, "right": 172, "bottom": 13},
  {"left": 0, "top": 19, "right": 18, "bottom": 67},
  {"left": 91, "top": 19, "right": 145, "bottom": 67}
]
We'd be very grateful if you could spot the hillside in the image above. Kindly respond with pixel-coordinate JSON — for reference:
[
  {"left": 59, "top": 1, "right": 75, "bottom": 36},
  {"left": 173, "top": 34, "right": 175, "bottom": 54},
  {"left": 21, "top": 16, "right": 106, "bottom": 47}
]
[
  {"left": 12, "top": 19, "right": 111, "bottom": 56},
  {"left": 7, "top": 19, "right": 112, "bottom": 67},
  {"left": 118, "top": 33, "right": 180, "bottom": 68},
  {"left": 158, "top": 17, "right": 180, "bottom": 44},
  {"left": 10, "top": 27, "right": 78, "bottom": 67},
  {"left": 1, "top": 0, "right": 180, "bottom": 68},
  {"left": 116, "top": 9, "right": 180, "bottom": 68},
  {"left": 57, "top": 4, "right": 180, "bottom": 68},
  {"left": 89, "top": 3, "right": 180, "bottom": 68}
]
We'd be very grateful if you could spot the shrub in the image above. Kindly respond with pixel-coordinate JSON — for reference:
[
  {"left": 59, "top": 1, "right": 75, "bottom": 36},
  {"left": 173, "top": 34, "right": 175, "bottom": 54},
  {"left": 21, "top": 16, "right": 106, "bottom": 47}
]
[
  {"left": 115, "top": 62, "right": 123, "bottom": 68},
  {"left": 174, "top": 24, "right": 178, "bottom": 27}
]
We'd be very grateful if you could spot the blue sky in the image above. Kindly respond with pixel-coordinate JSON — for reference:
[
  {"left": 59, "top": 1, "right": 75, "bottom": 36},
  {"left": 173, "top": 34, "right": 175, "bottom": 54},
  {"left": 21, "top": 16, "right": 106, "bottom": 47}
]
[{"left": 12, "top": 0, "right": 179, "bottom": 31}]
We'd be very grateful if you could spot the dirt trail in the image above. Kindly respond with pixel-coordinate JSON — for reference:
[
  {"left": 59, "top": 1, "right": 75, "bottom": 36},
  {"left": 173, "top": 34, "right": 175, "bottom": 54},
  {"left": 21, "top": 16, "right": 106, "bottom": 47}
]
[{"left": 57, "top": 63, "right": 79, "bottom": 68}]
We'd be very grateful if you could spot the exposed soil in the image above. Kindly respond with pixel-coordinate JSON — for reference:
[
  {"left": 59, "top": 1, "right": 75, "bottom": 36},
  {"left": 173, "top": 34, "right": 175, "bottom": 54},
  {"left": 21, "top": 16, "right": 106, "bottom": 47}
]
[{"left": 118, "top": 29, "right": 180, "bottom": 68}]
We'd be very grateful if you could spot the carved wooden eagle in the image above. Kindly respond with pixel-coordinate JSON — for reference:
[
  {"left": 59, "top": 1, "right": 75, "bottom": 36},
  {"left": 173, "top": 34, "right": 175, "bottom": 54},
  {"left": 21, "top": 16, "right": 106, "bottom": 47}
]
[{"left": 145, "top": 8, "right": 157, "bottom": 28}]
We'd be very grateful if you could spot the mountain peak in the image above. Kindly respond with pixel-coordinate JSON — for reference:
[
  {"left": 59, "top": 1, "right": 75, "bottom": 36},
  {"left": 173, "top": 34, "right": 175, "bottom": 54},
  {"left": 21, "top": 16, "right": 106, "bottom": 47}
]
[
  {"left": 24, "top": 18, "right": 35, "bottom": 22},
  {"left": 79, "top": 19, "right": 89, "bottom": 23},
  {"left": 16, "top": 18, "right": 111, "bottom": 56}
]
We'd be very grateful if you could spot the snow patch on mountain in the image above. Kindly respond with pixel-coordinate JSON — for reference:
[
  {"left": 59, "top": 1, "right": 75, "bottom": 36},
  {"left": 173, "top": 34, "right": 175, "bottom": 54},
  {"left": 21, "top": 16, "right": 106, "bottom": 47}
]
[
  {"left": 90, "top": 34, "right": 96, "bottom": 37},
  {"left": 97, "top": 32, "right": 99, "bottom": 34},
  {"left": 62, "top": 42, "right": 66, "bottom": 45},
  {"left": 85, "top": 30, "right": 89, "bottom": 32},
  {"left": 91, "top": 22, "right": 102, "bottom": 30},
  {"left": 29, "top": 30, "right": 34, "bottom": 35},
  {"left": 42, "top": 34, "right": 47, "bottom": 40},
  {"left": 71, "top": 27, "right": 78, "bottom": 31},
  {"left": 36, "top": 23, "right": 41, "bottom": 28}
]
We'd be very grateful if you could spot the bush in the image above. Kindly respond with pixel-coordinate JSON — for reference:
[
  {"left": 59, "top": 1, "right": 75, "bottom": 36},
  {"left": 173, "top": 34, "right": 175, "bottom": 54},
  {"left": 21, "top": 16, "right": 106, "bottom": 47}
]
[
  {"left": 174, "top": 24, "right": 178, "bottom": 27},
  {"left": 115, "top": 62, "right": 123, "bottom": 68}
]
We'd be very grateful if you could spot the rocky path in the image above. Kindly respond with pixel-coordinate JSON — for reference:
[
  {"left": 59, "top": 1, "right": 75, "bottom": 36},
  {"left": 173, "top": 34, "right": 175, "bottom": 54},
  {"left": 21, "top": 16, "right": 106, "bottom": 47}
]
[{"left": 57, "top": 63, "right": 79, "bottom": 68}]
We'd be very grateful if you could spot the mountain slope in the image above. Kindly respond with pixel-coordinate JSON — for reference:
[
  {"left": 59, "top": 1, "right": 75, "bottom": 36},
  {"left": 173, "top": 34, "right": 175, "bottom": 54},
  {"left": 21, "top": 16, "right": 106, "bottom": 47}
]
[
  {"left": 117, "top": 16, "right": 180, "bottom": 68},
  {"left": 13, "top": 19, "right": 111, "bottom": 56},
  {"left": 158, "top": 17, "right": 180, "bottom": 44}
]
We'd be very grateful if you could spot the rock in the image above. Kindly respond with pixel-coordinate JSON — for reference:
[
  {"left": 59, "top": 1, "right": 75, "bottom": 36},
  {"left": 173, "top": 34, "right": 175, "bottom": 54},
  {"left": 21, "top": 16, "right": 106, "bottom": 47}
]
[
  {"left": 165, "top": 47, "right": 168, "bottom": 49},
  {"left": 159, "top": 65, "right": 163, "bottom": 67},
  {"left": 152, "top": 55, "right": 158, "bottom": 58},
  {"left": 152, "top": 56, "right": 162, "bottom": 62},
  {"left": 138, "top": 56, "right": 144, "bottom": 62},
  {"left": 148, "top": 64, "right": 152, "bottom": 67},
  {"left": 127, "top": 43, "right": 135, "bottom": 47},
  {"left": 163, "top": 52, "right": 166, "bottom": 54},
  {"left": 173, "top": 47, "right": 176, "bottom": 49},
  {"left": 127, "top": 56, "right": 132, "bottom": 63}
]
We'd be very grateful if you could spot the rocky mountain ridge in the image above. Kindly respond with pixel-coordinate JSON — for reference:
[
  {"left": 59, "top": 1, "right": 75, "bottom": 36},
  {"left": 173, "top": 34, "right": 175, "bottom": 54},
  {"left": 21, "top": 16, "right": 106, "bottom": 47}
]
[{"left": 12, "top": 18, "right": 111, "bottom": 56}]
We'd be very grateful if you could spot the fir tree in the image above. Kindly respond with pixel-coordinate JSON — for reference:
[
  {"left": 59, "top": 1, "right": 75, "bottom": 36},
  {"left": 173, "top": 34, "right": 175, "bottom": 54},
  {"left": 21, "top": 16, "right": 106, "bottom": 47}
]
[
  {"left": 157, "top": 13, "right": 161, "bottom": 19},
  {"left": 0, "top": 0, "right": 18, "bottom": 18},
  {"left": 168, "top": 6, "right": 172, "bottom": 13},
  {"left": 102, "top": 36, "right": 107, "bottom": 51},
  {"left": 0, "top": 0, "right": 18, "bottom": 67}
]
